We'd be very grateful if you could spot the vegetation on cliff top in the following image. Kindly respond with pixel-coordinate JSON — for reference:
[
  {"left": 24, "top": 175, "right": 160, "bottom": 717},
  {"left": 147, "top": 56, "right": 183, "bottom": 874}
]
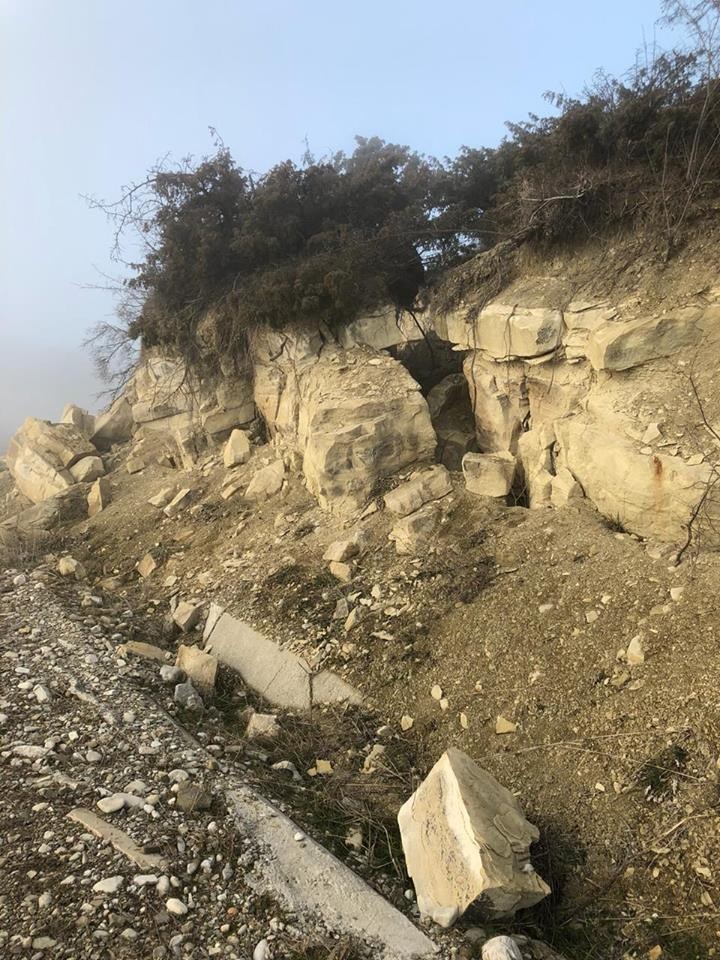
[{"left": 91, "top": 0, "right": 720, "bottom": 372}]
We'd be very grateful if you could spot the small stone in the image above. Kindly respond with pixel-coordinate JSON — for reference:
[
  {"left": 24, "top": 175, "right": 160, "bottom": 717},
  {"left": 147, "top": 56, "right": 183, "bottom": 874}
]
[
  {"left": 57, "top": 556, "right": 86, "bottom": 580},
  {"left": 495, "top": 716, "right": 517, "bottom": 735},
  {"left": 133, "top": 874, "right": 158, "bottom": 886},
  {"left": 97, "top": 794, "right": 127, "bottom": 814},
  {"left": 31, "top": 937, "right": 57, "bottom": 951},
  {"left": 33, "top": 684, "right": 52, "bottom": 704},
  {"left": 253, "top": 939, "right": 269, "bottom": 960},
  {"left": 166, "top": 897, "right": 188, "bottom": 916},
  {"left": 626, "top": 634, "right": 645, "bottom": 666},
  {"left": 172, "top": 601, "right": 201, "bottom": 633},
  {"left": 245, "top": 712, "right": 280, "bottom": 739},
  {"left": 174, "top": 681, "right": 204, "bottom": 711},
  {"left": 430, "top": 685, "right": 443, "bottom": 701},
  {"left": 670, "top": 586, "right": 684, "bottom": 601},
  {"left": 136, "top": 553, "right": 158, "bottom": 579},
  {"left": 86, "top": 750, "right": 102, "bottom": 763},
  {"left": 400, "top": 715, "right": 414, "bottom": 731},
  {"left": 176, "top": 781, "right": 212, "bottom": 813},
  {"left": 160, "top": 665, "right": 184, "bottom": 685},
  {"left": 314, "top": 759, "right": 333, "bottom": 775},
  {"left": 93, "top": 875, "right": 124, "bottom": 894},
  {"left": 329, "top": 561, "right": 353, "bottom": 583}
]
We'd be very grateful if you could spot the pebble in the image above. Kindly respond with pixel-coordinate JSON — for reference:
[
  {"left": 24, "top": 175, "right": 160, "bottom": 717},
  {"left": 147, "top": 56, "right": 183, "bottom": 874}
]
[
  {"left": 166, "top": 897, "right": 188, "bottom": 916},
  {"left": 253, "top": 939, "right": 269, "bottom": 960},
  {"left": 93, "top": 875, "right": 124, "bottom": 894}
]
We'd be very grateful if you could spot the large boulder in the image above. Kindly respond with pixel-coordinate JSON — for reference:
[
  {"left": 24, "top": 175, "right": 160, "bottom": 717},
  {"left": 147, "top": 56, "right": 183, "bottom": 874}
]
[
  {"left": 587, "top": 312, "right": 700, "bottom": 371},
  {"left": 555, "top": 412, "right": 718, "bottom": 541},
  {"left": 398, "top": 749, "right": 550, "bottom": 926},
  {"left": 463, "top": 451, "right": 517, "bottom": 498},
  {"left": 61, "top": 403, "right": 96, "bottom": 440},
  {"left": 6, "top": 418, "right": 97, "bottom": 503},
  {"left": 91, "top": 396, "right": 134, "bottom": 449},
  {"left": 338, "top": 305, "right": 427, "bottom": 351},
  {"left": 298, "top": 349, "right": 437, "bottom": 515},
  {"left": 445, "top": 302, "right": 563, "bottom": 359}
]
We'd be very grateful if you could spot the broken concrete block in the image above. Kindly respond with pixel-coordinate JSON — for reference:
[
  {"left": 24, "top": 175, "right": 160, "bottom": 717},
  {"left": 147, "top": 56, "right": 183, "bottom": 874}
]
[
  {"left": 384, "top": 465, "right": 452, "bottom": 517},
  {"left": 163, "top": 487, "right": 193, "bottom": 518},
  {"left": 223, "top": 429, "right": 252, "bottom": 468},
  {"left": 245, "top": 712, "right": 280, "bottom": 740},
  {"left": 398, "top": 748, "right": 550, "bottom": 926},
  {"left": 136, "top": 553, "right": 158, "bottom": 579},
  {"left": 172, "top": 601, "right": 201, "bottom": 633},
  {"left": 87, "top": 477, "right": 111, "bottom": 517},
  {"left": 175, "top": 643, "right": 217, "bottom": 696},
  {"left": 462, "top": 451, "right": 516, "bottom": 498}
]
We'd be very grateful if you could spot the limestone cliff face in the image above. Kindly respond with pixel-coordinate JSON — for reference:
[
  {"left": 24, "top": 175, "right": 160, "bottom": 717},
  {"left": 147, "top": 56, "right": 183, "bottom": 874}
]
[{"left": 8, "top": 272, "right": 720, "bottom": 546}]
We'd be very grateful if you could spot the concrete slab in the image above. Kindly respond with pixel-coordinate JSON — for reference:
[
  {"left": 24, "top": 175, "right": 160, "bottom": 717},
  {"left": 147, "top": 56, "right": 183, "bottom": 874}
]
[
  {"left": 206, "top": 613, "right": 312, "bottom": 710},
  {"left": 227, "top": 786, "right": 437, "bottom": 960},
  {"left": 68, "top": 808, "right": 166, "bottom": 871},
  {"left": 205, "top": 612, "right": 361, "bottom": 710}
]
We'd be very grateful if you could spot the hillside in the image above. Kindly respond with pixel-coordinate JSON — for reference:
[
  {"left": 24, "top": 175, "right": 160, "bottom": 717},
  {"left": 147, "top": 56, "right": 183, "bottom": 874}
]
[{"left": 3, "top": 224, "right": 720, "bottom": 959}]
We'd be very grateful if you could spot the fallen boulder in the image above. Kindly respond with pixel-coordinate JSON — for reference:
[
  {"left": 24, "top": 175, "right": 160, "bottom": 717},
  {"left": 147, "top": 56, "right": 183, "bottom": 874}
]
[
  {"left": 245, "top": 461, "right": 285, "bottom": 501},
  {"left": 384, "top": 465, "right": 452, "bottom": 517},
  {"left": 463, "top": 451, "right": 516, "bottom": 498},
  {"left": 7, "top": 417, "right": 98, "bottom": 503},
  {"left": 87, "top": 477, "right": 111, "bottom": 517},
  {"left": 223, "top": 429, "right": 252, "bottom": 468},
  {"left": 61, "top": 403, "right": 96, "bottom": 439},
  {"left": 69, "top": 456, "right": 105, "bottom": 483},
  {"left": 398, "top": 748, "right": 550, "bottom": 926},
  {"left": 389, "top": 500, "right": 446, "bottom": 555},
  {"left": 91, "top": 396, "right": 134, "bottom": 449},
  {"left": 175, "top": 643, "right": 217, "bottom": 696}
]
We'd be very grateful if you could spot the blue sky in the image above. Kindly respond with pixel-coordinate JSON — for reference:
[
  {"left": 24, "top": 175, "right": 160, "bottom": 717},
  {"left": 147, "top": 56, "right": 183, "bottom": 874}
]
[{"left": 0, "top": 0, "right": 674, "bottom": 448}]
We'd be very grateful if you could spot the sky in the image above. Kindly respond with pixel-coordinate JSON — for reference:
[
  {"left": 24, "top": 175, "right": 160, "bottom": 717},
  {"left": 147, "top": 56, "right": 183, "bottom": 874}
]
[{"left": 0, "top": 0, "right": 676, "bottom": 451}]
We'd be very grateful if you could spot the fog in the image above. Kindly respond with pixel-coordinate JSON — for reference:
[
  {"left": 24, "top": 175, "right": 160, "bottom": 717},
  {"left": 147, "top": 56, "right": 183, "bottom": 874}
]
[{"left": 0, "top": 334, "right": 104, "bottom": 455}]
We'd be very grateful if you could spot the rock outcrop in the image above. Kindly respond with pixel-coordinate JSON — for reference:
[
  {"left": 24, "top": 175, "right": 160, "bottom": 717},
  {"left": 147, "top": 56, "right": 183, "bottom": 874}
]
[
  {"left": 398, "top": 748, "right": 550, "bottom": 926},
  {"left": 6, "top": 418, "right": 99, "bottom": 503},
  {"left": 253, "top": 329, "right": 437, "bottom": 515}
]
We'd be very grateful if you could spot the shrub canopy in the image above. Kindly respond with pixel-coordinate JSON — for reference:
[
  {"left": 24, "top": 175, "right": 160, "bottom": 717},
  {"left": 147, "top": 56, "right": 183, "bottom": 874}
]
[{"left": 95, "top": 1, "right": 720, "bottom": 368}]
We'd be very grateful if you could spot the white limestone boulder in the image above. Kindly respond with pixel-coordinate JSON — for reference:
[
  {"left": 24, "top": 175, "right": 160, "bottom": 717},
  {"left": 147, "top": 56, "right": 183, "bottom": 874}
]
[
  {"left": 61, "top": 403, "right": 96, "bottom": 439},
  {"left": 398, "top": 748, "right": 550, "bottom": 926},
  {"left": 297, "top": 348, "right": 437, "bottom": 515},
  {"left": 463, "top": 451, "right": 516, "bottom": 498},
  {"left": 91, "top": 396, "right": 134, "bottom": 449},
  {"left": 223, "top": 429, "right": 252, "bottom": 468},
  {"left": 70, "top": 456, "right": 105, "bottom": 483},
  {"left": 388, "top": 500, "right": 447, "bottom": 555},
  {"left": 384, "top": 465, "right": 452, "bottom": 517},
  {"left": 6, "top": 417, "right": 98, "bottom": 503},
  {"left": 555, "top": 412, "right": 718, "bottom": 541},
  {"left": 587, "top": 313, "right": 700, "bottom": 371},
  {"left": 87, "top": 477, "right": 111, "bottom": 517}
]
